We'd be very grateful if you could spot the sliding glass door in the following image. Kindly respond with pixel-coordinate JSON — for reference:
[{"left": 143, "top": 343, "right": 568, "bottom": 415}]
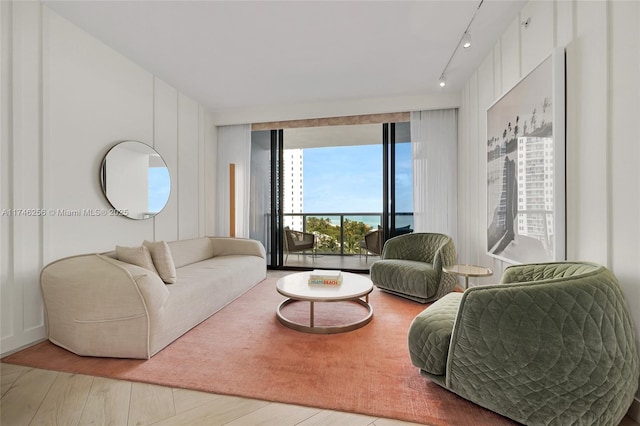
[
  {"left": 382, "top": 122, "right": 413, "bottom": 242},
  {"left": 250, "top": 121, "right": 411, "bottom": 271}
]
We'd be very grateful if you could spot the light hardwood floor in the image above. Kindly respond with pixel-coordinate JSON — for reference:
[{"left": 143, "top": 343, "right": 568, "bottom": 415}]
[
  {"left": 5, "top": 363, "right": 639, "bottom": 426},
  {"left": 1, "top": 362, "right": 423, "bottom": 426},
  {"left": 3, "top": 363, "right": 640, "bottom": 426}
]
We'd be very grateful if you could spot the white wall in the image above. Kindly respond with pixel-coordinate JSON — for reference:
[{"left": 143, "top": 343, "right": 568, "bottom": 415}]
[
  {"left": 458, "top": 0, "right": 640, "bottom": 406},
  {"left": 0, "top": 3, "right": 211, "bottom": 355}
]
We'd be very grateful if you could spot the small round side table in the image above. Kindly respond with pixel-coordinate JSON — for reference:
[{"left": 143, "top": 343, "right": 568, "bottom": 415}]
[{"left": 443, "top": 264, "right": 493, "bottom": 290}]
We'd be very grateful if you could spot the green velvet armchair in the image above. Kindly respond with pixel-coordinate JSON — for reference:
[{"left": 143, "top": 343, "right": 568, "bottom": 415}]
[
  {"left": 370, "top": 233, "right": 457, "bottom": 303},
  {"left": 408, "top": 261, "right": 639, "bottom": 425}
]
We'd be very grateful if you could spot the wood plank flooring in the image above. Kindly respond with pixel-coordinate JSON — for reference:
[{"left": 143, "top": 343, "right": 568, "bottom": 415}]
[
  {"left": 0, "top": 363, "right": 422, "bottom": 426},
  {"left": 4, "top": 363, "right": 639, "bottom": 426}
]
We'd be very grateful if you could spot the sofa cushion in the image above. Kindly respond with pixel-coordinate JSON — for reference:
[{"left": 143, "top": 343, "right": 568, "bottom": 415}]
[
  {"left": 408, "top": 292, "right": 462, "bottom": 376},
  {"left": 167, "top": 237, "right": 215, "bottom": 268},
  {"left": 116, "top": 245, "right": 158, "bottom": 275},
  {"left": 149, "top": 254, "right": 266, "bottom": 355},
  {"left": 143, "top": 240, "right": 177, "bottom": 284}
]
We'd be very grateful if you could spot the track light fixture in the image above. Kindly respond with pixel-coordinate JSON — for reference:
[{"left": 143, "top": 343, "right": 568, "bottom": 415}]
[
  {"left": 436, "top": 0, "right": 483, "bottom": 87},
  {"left": 462, "top": 32, "right": 472, "bottom": 49}
]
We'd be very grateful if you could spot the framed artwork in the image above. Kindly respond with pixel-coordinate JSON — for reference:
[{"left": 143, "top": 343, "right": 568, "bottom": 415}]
[{"left": 486, "top": 48, "right": 566, "bottom": 264}]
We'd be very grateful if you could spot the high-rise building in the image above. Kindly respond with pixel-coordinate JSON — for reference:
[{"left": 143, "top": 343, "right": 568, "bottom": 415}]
[{"left": 516, "top": 136, "right": 554, "bottom": 253}]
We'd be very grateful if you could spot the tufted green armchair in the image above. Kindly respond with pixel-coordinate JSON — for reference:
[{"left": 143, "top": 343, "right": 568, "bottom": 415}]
[
  {"left": 408, "top": 261, "right": 639, "bottom": 425},
  {"left": 370, "top": 233, "right": 457, "bottom": 303}
]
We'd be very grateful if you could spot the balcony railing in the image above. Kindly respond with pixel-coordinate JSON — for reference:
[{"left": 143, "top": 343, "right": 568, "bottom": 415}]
[{"left": 284, "top": 212, "right": 414, "bottom": 256}]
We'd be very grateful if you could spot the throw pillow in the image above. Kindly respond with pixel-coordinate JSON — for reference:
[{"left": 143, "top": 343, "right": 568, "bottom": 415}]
[
  {"left": 143, "top": 240, "right": 177, "bottom": 284},
  {"left": 115, "top": 245, "right": 159, "bottom": 275}
]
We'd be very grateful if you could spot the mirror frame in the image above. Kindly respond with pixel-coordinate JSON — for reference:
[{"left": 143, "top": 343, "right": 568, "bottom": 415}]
[{"left": 100, "top": 140, "right": 171, "bottom": 220}]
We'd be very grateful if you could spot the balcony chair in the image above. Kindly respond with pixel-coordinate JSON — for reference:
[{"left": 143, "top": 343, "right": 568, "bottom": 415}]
[
  {"left": 370, "top": 232, "right": 457, "bottom": 303},
  {"left": 407, "top": 261, "right": 639, "bottom": 426},
  {"left": 359, "top": 229, "right": 382, "bottom": 262},
  {"left": 390, "top": 224, "right": 413, "bottom": 237},
  {"left": 284, "top": 227, "right": 315, "bottom": 263}
]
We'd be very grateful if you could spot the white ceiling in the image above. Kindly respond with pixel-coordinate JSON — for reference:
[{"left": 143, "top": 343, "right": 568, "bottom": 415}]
[{"left": 44, "top": 0, "right": 526, "bottom": 113}]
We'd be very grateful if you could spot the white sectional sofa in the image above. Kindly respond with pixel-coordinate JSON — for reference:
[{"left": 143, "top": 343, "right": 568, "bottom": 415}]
[{"left": 40, "top": 237, "right": 266, "bottom": 359}]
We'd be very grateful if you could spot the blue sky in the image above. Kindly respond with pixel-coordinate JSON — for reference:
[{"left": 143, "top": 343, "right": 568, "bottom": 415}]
[
  {"left": 148, "top": 167, "right": 171, "bottom": 212},
  {"left": 303, "top": 143, "right": 412, "bottom": 213}
]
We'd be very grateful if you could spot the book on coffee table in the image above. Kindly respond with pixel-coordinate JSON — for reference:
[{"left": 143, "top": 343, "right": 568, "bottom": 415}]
[{"left": 308, "top": 270, "right": 343, "bottom": 285}]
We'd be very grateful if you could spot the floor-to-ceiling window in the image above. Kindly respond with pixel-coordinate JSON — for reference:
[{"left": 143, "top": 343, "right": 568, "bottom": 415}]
[
  {"left": 383, "top": 122, "right": 413, "bottom": 241},
  {"left": 250, "top": 116, "right": 411, "bottom": 272}
]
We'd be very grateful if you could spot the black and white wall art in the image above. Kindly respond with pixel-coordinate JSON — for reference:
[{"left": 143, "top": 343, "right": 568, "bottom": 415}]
[{"left": 487, "top": 48, "right": 566, "bottom": 264}]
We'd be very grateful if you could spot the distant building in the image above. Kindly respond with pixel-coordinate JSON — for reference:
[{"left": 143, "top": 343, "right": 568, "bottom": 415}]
[
  {"left": 516, "top": 136, "right": 554, "bottom": 251},
  {"left": 283, "top": 148, "right": 303, "bottom": 230}
]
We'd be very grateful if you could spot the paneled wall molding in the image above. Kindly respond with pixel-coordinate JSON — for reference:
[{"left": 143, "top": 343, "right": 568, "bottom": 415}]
[
  {"left": 458, "top": 0, "right": 639, "bottom": 412},
  {"left": 251, "top": 112, "right": 411, "bottom": 131},
  {"left": 1, "top": 3, "right": 210, "bottom": 356},
  {"left": 1, "top": 0, "right": 46, "bottom": 354}
]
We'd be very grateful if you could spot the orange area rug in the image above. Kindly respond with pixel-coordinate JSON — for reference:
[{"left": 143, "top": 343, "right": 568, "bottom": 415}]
[{"left": 2, "top": 277, "right": 516, "bottom": 425}]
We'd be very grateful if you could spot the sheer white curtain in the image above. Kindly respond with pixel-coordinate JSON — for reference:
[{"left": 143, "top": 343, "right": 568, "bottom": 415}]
[
  {"left": 410, "top": 109, "right": 458, "bottom": 242},
  {"left": 215, "top": 124, "right": 251, "bottom": 238}
]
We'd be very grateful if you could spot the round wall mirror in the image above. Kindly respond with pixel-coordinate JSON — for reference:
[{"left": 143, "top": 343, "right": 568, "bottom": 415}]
[{"left": 100, "top": 141, "right": 171, "bottom": 220}]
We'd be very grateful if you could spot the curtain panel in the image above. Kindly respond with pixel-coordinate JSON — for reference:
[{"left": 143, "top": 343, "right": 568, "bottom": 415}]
[
  {"left": 215, "top": 124, "right": 252, "bottom": 238},
  {"left": 410, "top": 109, "right": 458, "bottom": 243}
]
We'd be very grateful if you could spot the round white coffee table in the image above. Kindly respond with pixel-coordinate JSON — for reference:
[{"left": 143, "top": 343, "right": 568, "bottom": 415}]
[{"left": 276, "top": 271, "right": 373, "bottom": 334}]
